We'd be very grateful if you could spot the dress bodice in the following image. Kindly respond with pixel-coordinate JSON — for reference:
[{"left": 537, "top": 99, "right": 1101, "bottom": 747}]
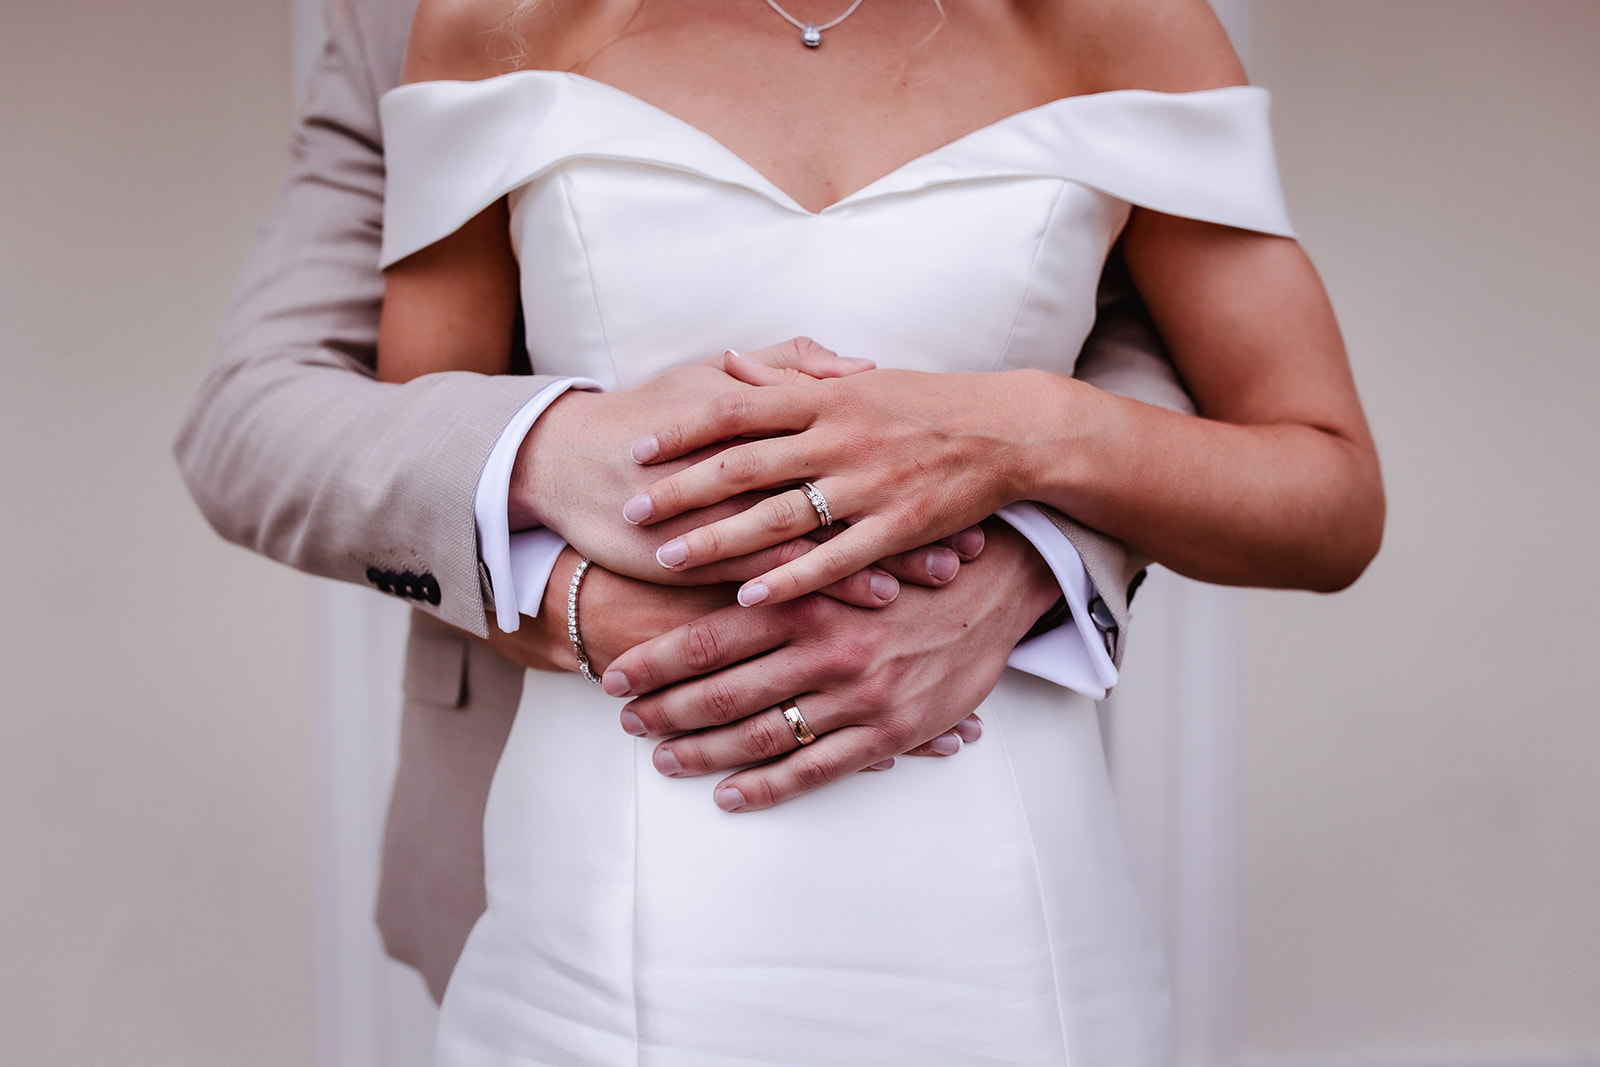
[
  {"left": 380, "top": 71, "right": 1293, "bottom": 389},
  {"left": 389, "top": 71, "right": 1303, "bottom": 1067}
]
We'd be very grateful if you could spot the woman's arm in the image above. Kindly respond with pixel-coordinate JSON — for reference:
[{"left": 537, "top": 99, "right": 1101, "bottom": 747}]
[
  {"left": 609, "top": 2, "right": 1384, "bottom": 605},
  {"left": 621, "top": 213, "right": 1383, "bottom": 606},
  {"left": 377, "top": 201, "right": 519, "bottom": 382}
]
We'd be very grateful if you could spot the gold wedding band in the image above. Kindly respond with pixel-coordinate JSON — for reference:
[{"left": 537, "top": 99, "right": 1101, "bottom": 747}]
[{"left": 780, "top": 699, "right": 816, "bottom": 746}]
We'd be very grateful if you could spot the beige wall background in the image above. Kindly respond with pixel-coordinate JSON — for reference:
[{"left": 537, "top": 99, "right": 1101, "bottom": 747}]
[
  {"left": 0, "top": 1, "right": 1594, "bottom": 1065},
  {"left": 1239, "top": 1, "right": 1600, "bottom": 1060},
  {"left": 0, "top": 2, "right": 314, "bottom": 1065}
]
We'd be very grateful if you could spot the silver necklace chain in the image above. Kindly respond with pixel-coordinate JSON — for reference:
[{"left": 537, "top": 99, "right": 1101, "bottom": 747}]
[{"left": 762, "top": 0, "right": 866, "bottom": 47}]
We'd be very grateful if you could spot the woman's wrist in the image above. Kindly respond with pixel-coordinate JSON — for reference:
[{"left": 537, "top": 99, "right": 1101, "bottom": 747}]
[{"left": 998, "top": 368, "right": 1104, "bottom": 514}]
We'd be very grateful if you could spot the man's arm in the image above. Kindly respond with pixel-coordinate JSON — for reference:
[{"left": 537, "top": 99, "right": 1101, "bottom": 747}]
[{"left": 173, "top": 0, "right": 555, "bottom": 637}]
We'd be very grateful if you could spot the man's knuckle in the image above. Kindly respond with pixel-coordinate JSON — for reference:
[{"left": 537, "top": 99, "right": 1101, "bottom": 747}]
[
  {"left": 636, "top": 703, "right": 679, "bottom": 735},
  {"left": 741, "top": 715, "right": 793, "bottom": 760},
  {"left": 741, "top": 775, "right": 781, "bottom": 809},
  {"left": 793, "top": 750, "right": 842, "bottom": 792},
  {"left": 817, "top": 634, "right": 869, "bottom": 676},
  {"left": 682, "top": 621, "right": 725, "bottom": 672},
  {"left": 701, "top": 678, "right": 746, "bottom": 725}
]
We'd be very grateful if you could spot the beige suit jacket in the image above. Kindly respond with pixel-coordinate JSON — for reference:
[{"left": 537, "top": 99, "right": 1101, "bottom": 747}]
[{"left": 174, "top": 0, "right": 1195, "bottom": 1002}]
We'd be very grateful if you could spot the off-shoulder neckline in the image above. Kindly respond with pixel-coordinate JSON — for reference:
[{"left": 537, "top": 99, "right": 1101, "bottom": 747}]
[{"left": 385, "top": 69, "right": 1264, "bottom": 216}]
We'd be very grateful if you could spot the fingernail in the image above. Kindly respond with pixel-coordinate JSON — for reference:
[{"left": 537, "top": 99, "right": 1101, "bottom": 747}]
[
  {"left": 840, "top": 356, "right": 875, "bottom": 367},
  {"left": 714, "top": 786, "right": 746, "bottom": 812},
  {"left": 954, "top": 526, "right": 985, "bottom": 557},
  {"left": 926, "top": 547, "right": 960, "bottom": 583},
  {"left": 603, "top": 670, "right": 632, "bottom": 697},
  {"left": 953, "top": 717, "right": 983, "bottom": 743},
  {"left": 630, "top": 436, "right": 661, "bottom": 463},
  {"left": 724, "top": 348, "right": 748, "bottom": 361},
  {"left": 623, "top": 494, "right": 653, "bottom": 524},
  {"left": 656, "top": 539, "right": 689, "bottom": 568},
  {"left": 620, "top": 709, "right": 647, "bottom": 736},
  {"left": 931, "top": 733, "right": 962, "bottom": 756},
  {"left": 737, "top": 582, "right": 769, "bottom": 607},
  {"left": 869, "top": 573, "right": 899, "bottom": 602},
  {"left": 868, "top": 757, "right": 896, "bottom": 771},
  {"left": 653, "top": 747, "right": 683, "bottom": 776}
]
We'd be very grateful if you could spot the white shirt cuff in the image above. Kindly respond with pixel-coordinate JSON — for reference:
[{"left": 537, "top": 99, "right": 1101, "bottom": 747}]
[
  {"left": 473, "top": 377, "right": 603, "bottom": 633},
  {"left": 995, "top": 503, "right": 1121, "bottom": 699}
]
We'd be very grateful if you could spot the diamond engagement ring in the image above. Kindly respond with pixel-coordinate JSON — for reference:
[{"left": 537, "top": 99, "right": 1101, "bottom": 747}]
[
  {"left": 780, "top": 699, "right": 817, "bottom": 746},
  {"left": 801, "top": 482, "right": 833, "bottom": 529}
]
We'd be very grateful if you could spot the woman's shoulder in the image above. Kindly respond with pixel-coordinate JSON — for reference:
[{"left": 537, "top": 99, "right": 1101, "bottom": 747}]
[
  {"left": 401, "top": 0, "right": 628, "bottom": 84},
  {"left": 401, "top": 0, "right": 519, "bottom": 83},
  {"left": 1027, "top": 0, "right": 1248, "bottom": 95}
]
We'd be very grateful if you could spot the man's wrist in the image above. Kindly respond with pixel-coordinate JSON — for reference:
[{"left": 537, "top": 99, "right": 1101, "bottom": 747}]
[
  {"left": 980, "top": 519, "right": 1063, "bottom": 640},
  {"left": 509, "top": 386, "right": 589, "bottom": 531}
]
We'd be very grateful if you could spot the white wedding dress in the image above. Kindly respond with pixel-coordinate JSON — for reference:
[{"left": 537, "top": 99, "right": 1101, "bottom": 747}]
[{"left": 380, "top": 71, "right": 1293, "bottom": 1067}]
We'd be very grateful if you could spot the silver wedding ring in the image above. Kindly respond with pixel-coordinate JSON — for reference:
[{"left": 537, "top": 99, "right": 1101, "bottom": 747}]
[
  {"left": 780, "top": 698, "right": 816, "bottom": 746},
  {"left": 801, "top": 482, "right": 833, "bottom": 529}
]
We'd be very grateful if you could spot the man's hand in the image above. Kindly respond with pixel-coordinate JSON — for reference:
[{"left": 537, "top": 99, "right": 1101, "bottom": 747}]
[{"left": 600, "top": 520, "right": 1062, "bottom": 811}]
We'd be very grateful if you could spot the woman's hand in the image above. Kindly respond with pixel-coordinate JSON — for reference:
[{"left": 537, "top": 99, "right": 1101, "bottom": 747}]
[
  {"left": 622, "top": 341, "right": 1038, "bottom": 606},
  {"left": 512, "top": 341, "right": 874, "bottom": 582},
  {"left": 599, "top": 521, "right": 1061, "bottom": 812}
]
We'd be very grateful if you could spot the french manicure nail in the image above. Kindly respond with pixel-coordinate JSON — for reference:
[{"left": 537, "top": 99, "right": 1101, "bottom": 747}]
[
  {"left": 931, "top": 733, "right": 962, "bottom": 756},
  {"left": 927, "top": 547, "right": 959, "bottom": 583},
  {"left": 869, "top": 573, "right": 899, "bottom": 602},
  {"left": 714, "top": 786, "right": 746, "bottom": 812},
  {"left": 653, "top": 747, "right": 683, "bottom": 776},
  {"left": 954, "top": 526, "right": 985, "bottom": 557},
  {"left": 869, "top": 757, "right": 896, "bottom": 771},
  {"left": 620, "top": 710, "right": 647, "bottom": 736},
  {"left": 630, "top": 436, "right": 661, "bottom": 463},
  {"left": 656, "top": 539, "right": 689, "bottom": 568},
  {"left": 737, "top": 582, "right": 769, "bottom": 607},
  {"left": 623, "top": 494, "right": 653, "bottom": 524},
  {"left": 724, "top": 348, "right": 748, "bottom": 361},
  {"left": 603, "top": 670, "right": 632, "bottom": 697}
]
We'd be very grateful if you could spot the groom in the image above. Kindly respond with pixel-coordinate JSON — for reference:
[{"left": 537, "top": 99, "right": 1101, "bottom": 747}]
[{"left": 175, "top": 0, "right": 1194, "bottom": 1001}]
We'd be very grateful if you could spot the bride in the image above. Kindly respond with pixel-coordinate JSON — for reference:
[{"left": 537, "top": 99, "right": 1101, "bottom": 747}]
[{"left": 376, "top": 0, "right": 1384, "bottom": 1061}]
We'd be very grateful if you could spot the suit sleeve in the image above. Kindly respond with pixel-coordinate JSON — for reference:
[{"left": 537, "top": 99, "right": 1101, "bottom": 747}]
[
  {"left": 172, "top": 0, "right": 555, "bottom": 637},
  {"left": 1038, "top": 242, "right": 1196, "bottom": 667}
]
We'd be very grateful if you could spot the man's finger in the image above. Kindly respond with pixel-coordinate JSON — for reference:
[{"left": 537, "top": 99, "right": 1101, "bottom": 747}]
[
  {"left": 710, "top": 725, "right": 910, "bottom": 812},
  {"left": 649, "top": 690, "right": 868, "bottom": 776},
  {"left": 621, "top": 644, "right": 819, "bottom": 737},
  {"left": 876, "top": 543, "right": 963, "bottom": 587}
]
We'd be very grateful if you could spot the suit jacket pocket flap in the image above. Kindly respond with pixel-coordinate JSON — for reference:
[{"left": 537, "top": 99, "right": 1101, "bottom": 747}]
[{"left": 403, "top": 633, "right": 469, "bottom": 709}]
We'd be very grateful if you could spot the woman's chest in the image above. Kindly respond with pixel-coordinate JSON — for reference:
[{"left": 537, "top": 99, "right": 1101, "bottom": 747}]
[{"left": 509, "top": 160, "right": 1129, "bottom": 388}]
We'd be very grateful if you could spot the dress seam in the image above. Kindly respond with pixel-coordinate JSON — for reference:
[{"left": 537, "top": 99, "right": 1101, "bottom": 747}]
[
  {"left": 992, "top": 677, "right": 1076, "bottom": 1067},
  {"left": 560, "top": 167, "right": 626, "bottom": 389},
  {"left": 992, "top": 182, "right": 1069, "bottom": 372}
]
